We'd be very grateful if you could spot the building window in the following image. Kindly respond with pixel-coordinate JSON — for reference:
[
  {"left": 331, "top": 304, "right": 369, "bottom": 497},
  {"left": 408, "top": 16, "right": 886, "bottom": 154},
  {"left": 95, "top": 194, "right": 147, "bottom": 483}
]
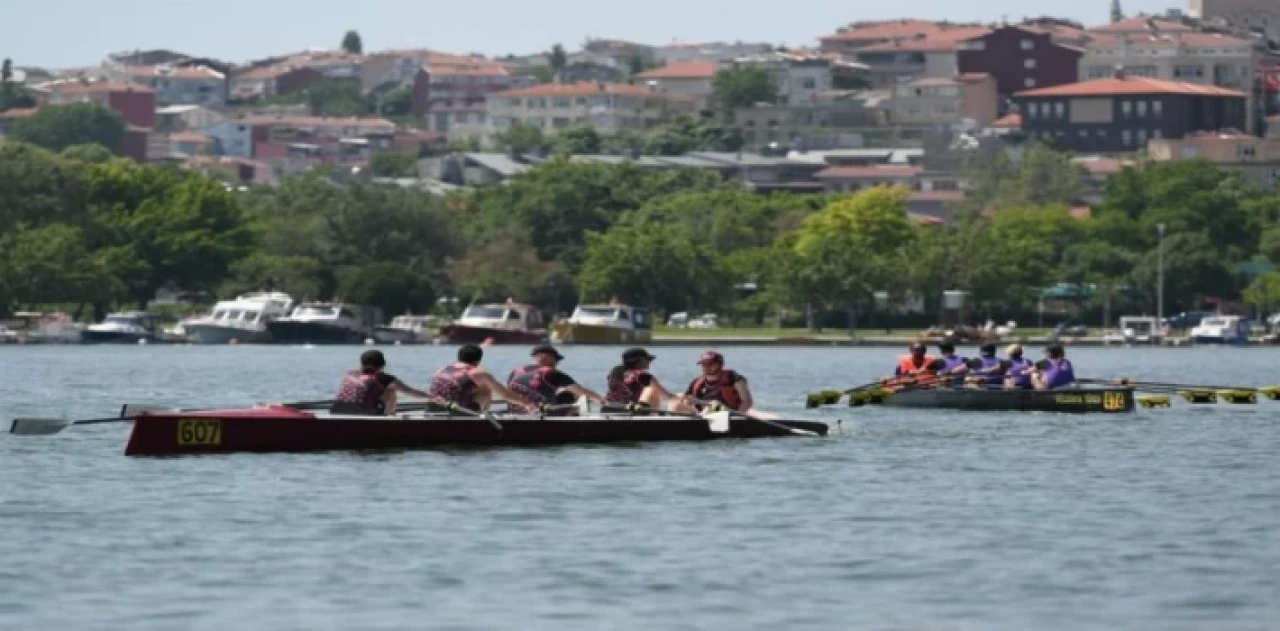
[
  {"left": 1137, "top": 101, "right": 1147, "bottom": 117},
  {"left": 1021, "top": 39, "right": 1035, "bottom": 51},
  {"left": 1240, "top": 144, "right": 1257, "bottom": 160},
  {"left": 1055, "top": 102, "right": 1065, "bottom": 118},
  {"left": 1137, "top": 129, "right": 1147, "bottom": 145},
  {"left": 1027, "top": 102, "right": 1038, "bottom": 118},
  {"left": 1122, "top": 129, "right": 1132, "bottom": 146},
  {"left": 1025, "top": 77, "right": 1037, "bottom": 88},
  {"left": 1122, "top": 101, "right": 1133, "bottom": 117},
  {"left": 1152, "top": 129, "right": 1162, "bottom": 139},
  {"left": 1024, "top": 58, "right": 1037, "bottom": 70},
  {"left": 802, "top": 77, "right": 817, "bottom": 89},
  {"left": 1153, "top": 101, "right": 1163, "bottom": 117},
  {"left": 1079, "top": 130, "right": 1088, "bottom": 138}
]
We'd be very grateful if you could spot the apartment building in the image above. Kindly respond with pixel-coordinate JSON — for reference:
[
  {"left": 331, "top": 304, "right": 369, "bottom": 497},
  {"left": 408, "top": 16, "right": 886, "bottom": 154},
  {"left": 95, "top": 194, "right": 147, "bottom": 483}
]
[
  {"left": 1014, "top": 72, "right": 1248, "bottom": 152},
  {"left": 31, "top": 79, "right": 156, "bottom": 128},
  {"left": 230, "top": 66, "right": 325, "bottom": 101},
  {"left": 487, "top": 82, "right": 696, "bottom": 134},
  {"left": 656, "top": 42, "right": 773, "bottom": 65},
  {"left": 957, "top": 26, "right": 1083, "bottom": 102},
  {"left": 818, "top": 20, "right": 990, "bottom": 88},
  {"left": 107, "top": 64, "right": 226, "bottom": 108},
  {"left": 1191, "top": 0, "right": 1280, "bottom": 43},
  {"left": 1149, "top": 130, "right": 1280, "bottom": 187},
  {"left": 891, "top": 74, "right": 999, "bottom": 128},
  {"left": 1081, "top": 20, "right": 1258, "bottom": 131},
  {"left": 635, "top": 61, "right": 718, "bottom": 102}
]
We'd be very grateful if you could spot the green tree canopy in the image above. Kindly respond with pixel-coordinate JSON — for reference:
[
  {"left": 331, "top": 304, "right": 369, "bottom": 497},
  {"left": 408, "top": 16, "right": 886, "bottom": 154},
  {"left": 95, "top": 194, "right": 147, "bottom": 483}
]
[
  {"left": 341, "top": 30, "right": 364, "bottom": 55},
  {"left": 9, "top": 102, "right": 125, "bottom": 153},
  {"left": 710, "top": 66, "right": 777, "bottom": 119}
]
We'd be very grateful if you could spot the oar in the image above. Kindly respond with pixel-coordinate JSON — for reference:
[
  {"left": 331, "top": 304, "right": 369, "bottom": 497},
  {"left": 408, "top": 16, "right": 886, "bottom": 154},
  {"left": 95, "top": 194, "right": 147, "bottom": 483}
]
[
  {"left": 11, "top": 399, "right": 338, "bottom": 436},
  {"left": 1080, "top": 378, "right": 1265, "bottom": 393},
  {"left": 694, "top": 400, "right": 819, "bottom": 437},
  {"left": 434, "top": 401, "right": 504, "bottom": 432},
  {"left": 805, "top": 380, "right": 884, "bottom": 408}
]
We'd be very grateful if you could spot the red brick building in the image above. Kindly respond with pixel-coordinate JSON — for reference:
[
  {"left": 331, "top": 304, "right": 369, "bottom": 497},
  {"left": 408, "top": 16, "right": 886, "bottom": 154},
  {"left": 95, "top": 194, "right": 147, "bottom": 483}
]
[
  {"left": 29, "top": 79, "right": 158, "bottom": 160},
  {"left": 957, "top": 26, "right": 1082, "bottom": 108}
]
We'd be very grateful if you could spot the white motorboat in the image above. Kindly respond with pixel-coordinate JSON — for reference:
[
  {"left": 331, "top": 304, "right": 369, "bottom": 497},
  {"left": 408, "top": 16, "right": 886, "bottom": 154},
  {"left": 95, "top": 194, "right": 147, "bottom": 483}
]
[
  {"left": 266, "top": 302, "right": 380, "bottom": 344},
  {"left": 1190, "top": 315, "right": 1250, "bottom": 346},
  {"left": 180, "top": 291, "right": 295, "bottom": 344},
  {"left": 551, "top": 302, "right": 653, "bottom": 344},
  {"left": 1118, "top": 316, "right": 1162, "bottom": 345},
  {"left": 82, "top": 312, "right": 162, "bottom": 344},
  {"left": 374, "top": 314, "right": 436, "bottom": 344}
]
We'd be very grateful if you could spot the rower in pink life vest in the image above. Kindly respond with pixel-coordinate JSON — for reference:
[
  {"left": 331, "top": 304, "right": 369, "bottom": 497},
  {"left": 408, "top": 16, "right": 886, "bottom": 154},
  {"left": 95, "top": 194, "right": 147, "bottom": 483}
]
[
  {"left": 506, "top": 344, "right": 607, "bottom": 415},
  {"left": 332, "top": 349, "right": 433, "bottom": 416},
  {"left": 685, "top": 351, "right": 754, "bottom": 412},
  {"left": 427, "top": 344, "right": 539, "bottom": 413},
  {"left": 605, "top": 347, "right": 691, "bottom": 411}
]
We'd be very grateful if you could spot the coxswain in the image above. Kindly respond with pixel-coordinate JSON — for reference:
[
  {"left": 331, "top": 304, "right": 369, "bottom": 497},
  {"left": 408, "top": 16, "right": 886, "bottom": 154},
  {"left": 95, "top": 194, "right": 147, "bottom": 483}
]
[
  {"left": 605, "top": 347, "right": 689, "bottom": 411},
  {"left": 962, "top": 343, "right": 1006, "bottom": 387},
  {"left": 887, "top": 342, "right": 943, "bottom": 389},
  {"left": 332, "top": 349, "right": 433, "bottom": 416},
  {"left": 507, "top": 344, "right": 607, "bottom": 414},
  {"left": 1032, "top": 344, "right": 1076, "bottom": 390},
  {"left": 427, "top": 344, "right": 538, "bottom": 413},
  {"left": 1003, "top": 344, "right": 1034, "bottom": 390},
  {"left": 686, "top": 351, "right": 753, "bottom": 412}
]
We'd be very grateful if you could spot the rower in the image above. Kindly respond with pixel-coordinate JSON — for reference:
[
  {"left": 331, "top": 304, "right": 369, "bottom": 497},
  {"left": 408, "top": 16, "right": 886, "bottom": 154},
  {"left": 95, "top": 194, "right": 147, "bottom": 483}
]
[
  {"left": 962, "top": 343, "right": 1006, "bottom": 387},
  {"left": 332, "top": 350, "right": 433, "bottom": 416},
  {"left": 427, "top": 344, "right": 537, "bottom": 413},
  {"left": 686, "top": 351, "right": 753, "bottom": 412},
  {"left": 506, "top": 344, "right": 607, "bottom": 415},
  {"left": 1003, "top": 344, "right": 1034, "bottom": 390},
  {"left": 935, "top": 341, "right": 969, "bottom": 385},
  {"left": 1032, "top": 344, "right": 1076, "bottom": 390},
  {"left": 887, "top": 342, "right": 942, "bottom": 389},
  {"left": 605, "top": 347, "right": 689, "bottom": 411}
]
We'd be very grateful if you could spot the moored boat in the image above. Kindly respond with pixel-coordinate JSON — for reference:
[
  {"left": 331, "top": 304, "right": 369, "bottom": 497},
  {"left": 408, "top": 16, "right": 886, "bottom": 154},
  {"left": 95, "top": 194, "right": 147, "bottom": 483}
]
[
  {"left": 266, "top": 302, "right": 380, "bottom": 344},
  {"left": 439, "top": 300, "right": 547, "bottom": 345},
  {"left": 551, "top": 302, "right": 652, "bottom": 344},
  {"left": 1189, "top": 315, "right": 1250, "bottom": 346},
  {"left": 879, "top": 384, "right": 1136, "bottom": 414},
  {"left": 374, "top": 314, "right": 435, "bottom": 344},
  {"left": 180, "top": 291, "right": 295, "bottom": 344},
  {"left": 81, "top": 311, "right": 163, "bottom": 344},
  {"left": 121, "top": 406, "right": 827, "bottom": 456}
]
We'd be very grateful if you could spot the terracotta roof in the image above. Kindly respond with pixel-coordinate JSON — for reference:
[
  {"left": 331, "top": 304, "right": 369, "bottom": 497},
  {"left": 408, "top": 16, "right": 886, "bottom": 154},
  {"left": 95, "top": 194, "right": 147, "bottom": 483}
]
[
  {"left": 235, "top": 65, "right": 312, "bottom": 80},
  {"left": 905, "top": 77, "right": 962, "bottom": 87},
  {"left": 636, "top": 61, "right": 719, "bottom": 80},
  {"left": 908, "top": 211, "right": 946, "bottom": 225},
  {"left": 0, "top": 107, "right": 38, "bottom": 119},
  {"left": 494, "top": 81, "right": 694, "bottom": 99},
  {"left": 169, "top": 131, "right": 213, "bottom": 143},
  {"left": 817, "top": 166, "right": 923, "bottom": 178},
  {"left": 908, "top": 190, "right": 965, "bottom": 202},
  {"left": 36, "top": 79, "right": 154, "bottom": 94},
  {"left": 822, "top": 19, "right": 974, "bottom": 42},
  {"left": 120, "top": 65, "right": 224, "bottom": 80},
  {"left": 1069, "top": 206, "right": 1092, "bottom": 220},
  {"left": 991, "top": 112, "right": 1022, "bottom": 128},
  {"left": 1093, "top": 31, "right": 1253, "bottom": 48},
  {"left": 854, "top": 28, "right": 991, "bottom": 53},
  {"left": 1089, "top": 17, "right": 1191, "bottom": 34},
  {"left": 1073, "top": 156, "right": 1128, "bottom": 174},
  {"left": 1016, "top": 76, "right": 1247, "bottom": 98},
  {"left": 425, "top": 61, "right": 508, "bottom": 77}
]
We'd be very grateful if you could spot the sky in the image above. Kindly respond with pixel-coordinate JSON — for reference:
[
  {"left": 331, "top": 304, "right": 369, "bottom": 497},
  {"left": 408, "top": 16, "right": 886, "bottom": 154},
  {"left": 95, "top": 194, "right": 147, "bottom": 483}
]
[{"left": 6, "top": 0, "right": 1183, "bottom": 69}]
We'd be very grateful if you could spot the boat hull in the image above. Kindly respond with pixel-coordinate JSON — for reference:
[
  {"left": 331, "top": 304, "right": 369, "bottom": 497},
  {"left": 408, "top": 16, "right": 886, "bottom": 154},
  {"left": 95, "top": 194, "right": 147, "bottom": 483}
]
[
  {"left": 80, "top": 330, "right": 157, "bottom": 344},
  {"left": 1190, "top": 336, "right": 1247, "bottom": 346},
  {"left": 881, "top": 386, "right": 1135, "bottom": 413},
  {"left": 265, "top": 321, "right": 366, "bottom": 344},
  {"left": 551, "top": 322, "right": 652, "bottom": 344},
  {"left": 184, "top": 324, "right": 273, "bottom": 345},
  {"left": 439, "top": 324, "right": 546, "bottom": 345},
  {"left": 123, "top": 408, "right": 828, "bottom": 456},
  {"left": 373, "top": 327, "right": 431, "bottom": 344}
]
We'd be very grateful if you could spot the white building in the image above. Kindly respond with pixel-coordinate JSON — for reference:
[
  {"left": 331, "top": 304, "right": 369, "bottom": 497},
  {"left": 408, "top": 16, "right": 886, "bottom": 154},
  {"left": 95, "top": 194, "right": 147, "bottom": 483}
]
[
  {"left": 106, "top": 64, "right": 226, "bottom": 108},
  {"left": 634, "top": 61, "right": 718, "bottom": 103},
  {"left": 205, "top": 119, "right": 253, "bottom": 157},
  {"left": 487, "top": 82, "right": 696, "bottom": 135}
]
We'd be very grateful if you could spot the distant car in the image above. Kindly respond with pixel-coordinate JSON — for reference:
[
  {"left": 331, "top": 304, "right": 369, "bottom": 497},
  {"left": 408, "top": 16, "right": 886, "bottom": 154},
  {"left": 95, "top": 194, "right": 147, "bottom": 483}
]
[
  {"left": 687, "top": 314, "right": 719, "bottom": 330},
  {"left": 1162, "top": 311, "right": 1213, "bottom": 330}
]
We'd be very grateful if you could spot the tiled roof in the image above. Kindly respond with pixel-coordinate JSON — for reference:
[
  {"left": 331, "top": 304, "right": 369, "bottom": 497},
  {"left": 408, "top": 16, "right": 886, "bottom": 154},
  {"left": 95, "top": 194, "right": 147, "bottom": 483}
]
[
  {"left": 908, "top": 190, "right": 965, "bottom": 202},
  {"left": 425, "top": 61, "right": 508, "bottom": 77},
  {"left": 1090, "top": 31, "right": 1253, "bottom": 49},
  {"left": 235, "top": 65, "right": 307, "bottom": 80},
  {"left": 120, "top": 65, "right": 224, "bottom": 80},
  {"left": 817, "top": 166, "right": 923, "bottom": 178},
  {"left": 169, "top": 131, "right": 213, "bottom": 143},
  {"left": 494, "top": 81, "right": 693, "bottom": 99},
  {"left": 822, "top": 19, "right": 972, "bottom": 42},
  {"left": 636, "top": 61, "right": 719, "bottom": 80},
  {"left": 35, "top": 79, "right": 153, "bottom": 94},
  {"left": 991, "top": 112, "right": 1022, "bottom": 128},
  {"left": 854, "top": 28, "right": 991, "bottom": 53},
  {"left": 243, "top": 115, "right": 396, "bottom": 129},
  {"left": 1016, "top": 76, "right": 1247, "bottom": 98},
  {"left": 1089, "top": 17, "right": 1191, "bottom": 33}
]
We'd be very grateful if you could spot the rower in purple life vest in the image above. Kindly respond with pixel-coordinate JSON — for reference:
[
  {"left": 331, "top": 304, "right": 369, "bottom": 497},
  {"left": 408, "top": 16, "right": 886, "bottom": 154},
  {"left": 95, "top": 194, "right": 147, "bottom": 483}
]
[
  {"left": 507, "top": 344, "right": 607, "bottom": 415},
  {"left": 933, "top": 341, "right": 970, "bottom": 385},
  {"left": 605, "top": 347, "right": 691, "bottom": 411},
  {"left": 332, "top": 349, "right": 434, "bottom": 416},
  {"left": 427, "top": 343, "right": 539, "bottom": 413},
  {"left": 1002, "top": 344, "right": 1035, "bottom": 390},
  {"left": 958, "top": 343, "right": 1007, "bottom": 387},
  {"left": 1031, "top": 344, "right": 1076, "bottom": 390}
]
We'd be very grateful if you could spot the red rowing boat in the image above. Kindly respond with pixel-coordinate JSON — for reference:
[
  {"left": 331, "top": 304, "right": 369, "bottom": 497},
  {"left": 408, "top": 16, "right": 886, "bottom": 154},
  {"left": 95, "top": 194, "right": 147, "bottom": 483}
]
[{"left": 120, "top": 405, "right": 828, "bottom": 456}]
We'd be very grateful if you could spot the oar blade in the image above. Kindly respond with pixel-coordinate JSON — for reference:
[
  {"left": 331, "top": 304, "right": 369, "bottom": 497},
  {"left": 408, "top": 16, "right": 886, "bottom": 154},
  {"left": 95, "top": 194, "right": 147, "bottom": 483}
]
[
  {"left": 120, "top": 404, "right": 172, "bottom": 418},
  {"left": 703, "top": 410, "right": 731, "bottom": 433},
  {"left": 9, "top": 418, "right": 72, "bottom": 436}
]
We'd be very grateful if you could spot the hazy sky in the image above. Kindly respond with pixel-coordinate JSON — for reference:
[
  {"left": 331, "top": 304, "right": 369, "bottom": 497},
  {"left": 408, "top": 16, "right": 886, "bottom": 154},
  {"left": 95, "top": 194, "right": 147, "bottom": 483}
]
[{"left": 7, "top": 0, "right": 1182, "bottom": 68}]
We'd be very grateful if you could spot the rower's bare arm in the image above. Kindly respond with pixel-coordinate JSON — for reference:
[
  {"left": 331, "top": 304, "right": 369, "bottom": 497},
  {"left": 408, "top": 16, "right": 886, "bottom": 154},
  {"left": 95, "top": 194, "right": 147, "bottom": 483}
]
[
  {"left": 476, "top": 373, "right": 536, "bottom": 409},
  {"left": 395, "top": 380, "right": 432, "bottom": 399},
  {"left": 736, "top": 381, "right": 754, "bottom": 410},
  {"left": 566, "top": 383, "right": 607, "bottom": 404}
]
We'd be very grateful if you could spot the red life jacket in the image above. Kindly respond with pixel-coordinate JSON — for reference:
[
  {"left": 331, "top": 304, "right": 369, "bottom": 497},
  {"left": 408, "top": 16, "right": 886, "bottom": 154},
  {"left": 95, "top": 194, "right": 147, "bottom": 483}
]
[
  {"left": 606, "top": 368, "right": 648, "bottom": 404},
  {"left": 428, "top": 363, "right": 479, "bottom": 411},
  {"left": 507, "top": 363, "right": 557, "bottom": 404},
  {"left": 334, "top": 369, "right": 387, "bottom": 414},
  {"left": 689, "top": 369, "right": 744, "bottom": 410}
]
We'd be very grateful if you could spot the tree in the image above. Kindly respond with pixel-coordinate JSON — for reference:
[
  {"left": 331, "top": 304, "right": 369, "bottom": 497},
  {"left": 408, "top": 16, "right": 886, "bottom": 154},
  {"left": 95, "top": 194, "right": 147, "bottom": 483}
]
[
  {"left": 492, "top": 121, "right": 544, "bottom": 153},
  {"left": 60, "top": 143, "right": 115, "bottom": 164},
  {"left": 222, "top": 253, "right": 324, "bottom": 301},
  {"left": 578, "top": 218, "right": 729, "bottom": 315},
  {"left": 548, "top": 44, "right": 568, "bottom": 77},
  {"left": 367, "top": 151, "right": 418, "bottom": 177},
  {"left": 374, "top": 84, "right": 413, "bottom": 117},
  {"left": 447, "top": 229, "right": 570, "bottom": 306},
  {"left": 8, "top": 102, "right": 125, "bottom": 153},
  {"left": 0, "top": 224, "right": 126, "bottom": 313},
  {"left": 710, "top": 66, "right": 777, "bottom": 119},
  {"left": 341, "top": 30, "right": 364, "bottom": 55},
  {"left": 0, "top": 58, "right": 35, "bottom": 111},
  {"left": 337, "top": 262, "right": 436, "bottom": 316},
  {"left": 0, "top": 141, "right": 91, "bottom": 231},
  {"left": 966, "top": 206, "right": 1082, "bottom": 313},
  {"left": 1243, "top": 272, "right": 1280, "bottom": 317},
  {"left": 1130, "top": 232, "right": 1233, "bottom": 312},
  {"left": 549, "top": 125, "right": 602, "bottom": 155}
]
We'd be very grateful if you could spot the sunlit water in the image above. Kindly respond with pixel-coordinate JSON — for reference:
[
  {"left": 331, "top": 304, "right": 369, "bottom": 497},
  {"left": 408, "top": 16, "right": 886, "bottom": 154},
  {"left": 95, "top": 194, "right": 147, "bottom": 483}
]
[{"left": 2, "top": 345, "right": 1278, "bottom": 630}]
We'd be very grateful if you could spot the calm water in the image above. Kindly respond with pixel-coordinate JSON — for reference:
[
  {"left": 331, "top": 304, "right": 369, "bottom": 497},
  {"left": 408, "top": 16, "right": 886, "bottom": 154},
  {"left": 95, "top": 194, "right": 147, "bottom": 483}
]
[{"left": 1, "top": 345, "right": 1278, "bottom": 630}]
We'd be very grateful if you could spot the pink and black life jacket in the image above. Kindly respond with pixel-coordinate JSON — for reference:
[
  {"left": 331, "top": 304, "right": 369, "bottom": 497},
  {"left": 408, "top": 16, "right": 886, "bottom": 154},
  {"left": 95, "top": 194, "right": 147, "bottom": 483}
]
[
  {"left": 606, "top": 368, "right": 647, "bottom": 404},
  {"left": 507, "top": 363, "right": 557, "bottom": 404},
  {"left": 428, "top": 363, "right": 480, "bottom": 411},
  {"left": 334, "top": 369, "right": 387, "bottom": 414}
]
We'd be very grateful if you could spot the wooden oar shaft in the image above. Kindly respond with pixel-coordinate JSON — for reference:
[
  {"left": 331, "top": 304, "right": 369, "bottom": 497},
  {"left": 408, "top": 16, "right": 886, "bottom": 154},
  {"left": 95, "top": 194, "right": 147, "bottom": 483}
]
[{"left": 1082, "top": 378, "right": 1256, "bottom": 392}]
